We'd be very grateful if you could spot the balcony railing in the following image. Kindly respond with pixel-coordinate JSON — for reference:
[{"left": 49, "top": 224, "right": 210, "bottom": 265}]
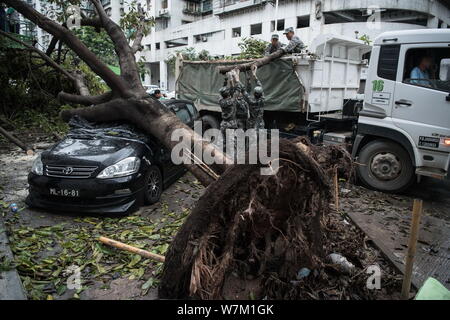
[
  {"left": 183, "top": 1, "right": 213, "bottom": 15},
  {"left": 1, "top": 20, "right": 36, "bottom": 49},
  {"left": 213, "top": 0, "right": 267, "bottom": 15}
]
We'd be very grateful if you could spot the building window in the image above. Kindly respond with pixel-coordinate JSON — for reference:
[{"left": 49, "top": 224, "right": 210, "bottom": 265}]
[
  {"left": 324, "top": 9, "right": 428, "bottom": 27},
  {"left": 250, "top": 23, "right": 262, "bottom": 35},
  {"left": 232, "top": 27, "right": 241, "bottom": 38},
  {"left": 156, "top": 19, "right": 168, "bottom": 31},
  {"left": 297, "top": 15, "right": 310, "bottom": 29},
  {"left": 156, "top": 42, "right": 160, "bottom": 50},
  {"left": 165, "top": 37, "right": 189, "bottom": 48},
  {"left": 194, "top": 30, "right": 225, "bottom": 43},
  {"left": 271, "top": 19, "right": 284, "bottom": 32}
]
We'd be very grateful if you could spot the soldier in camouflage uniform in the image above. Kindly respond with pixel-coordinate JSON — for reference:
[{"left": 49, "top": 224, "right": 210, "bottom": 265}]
[
  {"left": 227, "top": 69, "right": 249, "bottom": 130},
  {"left": 282, "top": 27, "right": 306, "bottom": 54},
  {"left": 218, "top": 86, "right": 237, "bottom": 138},
  {"left": 264, "top": 34, "right": 284, "bottom": 56},
  {"left": 235, "top": 66, "right": 265, "bottom": 130},
  {"left": 235, "top": 93, "right": 249, "bottom": 130}
]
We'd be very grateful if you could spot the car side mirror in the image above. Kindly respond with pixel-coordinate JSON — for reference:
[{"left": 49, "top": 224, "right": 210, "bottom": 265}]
[{"left": 440, "top": 58, "right": 450, "bottom": 81}]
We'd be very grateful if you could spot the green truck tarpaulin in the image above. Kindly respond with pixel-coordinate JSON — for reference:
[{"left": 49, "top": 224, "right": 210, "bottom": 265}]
[{"left": 177, "top": 59, "right": 304, "bottom": 112}]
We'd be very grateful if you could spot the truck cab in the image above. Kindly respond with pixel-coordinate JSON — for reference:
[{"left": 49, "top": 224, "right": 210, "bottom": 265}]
[{"left": 355, "top": 29, "right": 450, "bottom": 192}]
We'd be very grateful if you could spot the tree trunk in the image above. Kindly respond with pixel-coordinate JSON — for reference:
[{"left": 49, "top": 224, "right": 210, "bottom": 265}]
[
  {"left": 59, "top": 97, "right": 230, "bottom": 186},
  {"left": 216, "top": 49, "right": 285, "bottom": 74},
  {"left": 0, "top": 126, "right": 34, "bottom": 155}
]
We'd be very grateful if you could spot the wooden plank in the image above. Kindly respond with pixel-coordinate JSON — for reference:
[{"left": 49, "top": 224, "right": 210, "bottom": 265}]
[{"left": 347, "top": 209, "right": 450, "bottom": 290}]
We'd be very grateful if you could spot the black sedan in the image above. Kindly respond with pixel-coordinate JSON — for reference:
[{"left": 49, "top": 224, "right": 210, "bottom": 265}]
[{"left": 26, "top": 99, "right": 199, "bottom": 214}]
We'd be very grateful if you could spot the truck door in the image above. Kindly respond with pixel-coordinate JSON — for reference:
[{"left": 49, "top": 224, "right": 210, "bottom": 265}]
[
  {"left": 392, "top": 44, "right": 450, "bottom": 155},
  {"left": 363, "top": 44, "right": 400, "bottom": 118}
]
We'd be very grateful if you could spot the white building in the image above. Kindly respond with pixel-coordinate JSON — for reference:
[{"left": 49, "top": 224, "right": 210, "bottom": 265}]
[
  {"left": 100, "top": 0, "right": 126, "bottom": 23},
  {"left": 27, "top": 0, "right": 124, "bottom": 49},
  {"left": 135, "top": 0, "right": 450, "bottom": 91},
  {"left": 27, "top": 0, "right": 59, "bottom": 49}
]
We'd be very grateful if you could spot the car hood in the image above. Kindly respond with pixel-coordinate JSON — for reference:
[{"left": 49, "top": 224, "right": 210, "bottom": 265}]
[{"left": 42, "top": 137, "right": 144, "bottom": 168}]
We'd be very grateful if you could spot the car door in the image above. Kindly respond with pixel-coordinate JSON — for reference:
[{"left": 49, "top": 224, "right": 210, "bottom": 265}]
[{"left": 392, "top": 43, "right": 450, "bottom": 153}]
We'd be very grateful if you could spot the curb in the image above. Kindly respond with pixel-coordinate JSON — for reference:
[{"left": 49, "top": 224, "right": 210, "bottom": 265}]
[{"left": 0, "top": 217, "right": 27, "bottom": 300}]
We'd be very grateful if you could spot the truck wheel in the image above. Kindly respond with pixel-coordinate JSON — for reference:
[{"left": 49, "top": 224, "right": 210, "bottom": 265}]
[
  {"left": 357, "top": 140, "right": 415, "bottom": 193},
  {"left": 201, "top": 114, "right": 220, "bottom": 131},
  {"left": 143, "top": 166, "right": 163, "bottom": 204}
]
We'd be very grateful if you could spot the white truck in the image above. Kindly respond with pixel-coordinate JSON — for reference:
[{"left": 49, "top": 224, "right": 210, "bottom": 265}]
[{"left": 176, "top": 29, "right": 450, "bottom": 192}]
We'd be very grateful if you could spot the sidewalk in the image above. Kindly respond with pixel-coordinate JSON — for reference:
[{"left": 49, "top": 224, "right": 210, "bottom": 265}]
[{"left": 0, "top": 217, "right": 27, "bottom": 300}]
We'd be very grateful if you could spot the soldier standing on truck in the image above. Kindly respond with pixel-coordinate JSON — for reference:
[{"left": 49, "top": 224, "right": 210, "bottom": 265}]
[
  {"left": 282, "top": 27, "right": 306, "bottom": 54},
  {"left": 235, "top": 66, "right": 265, "bottom": 130},
  {"left": 264, "top": 34, "right": 284, "bottom": 56}
]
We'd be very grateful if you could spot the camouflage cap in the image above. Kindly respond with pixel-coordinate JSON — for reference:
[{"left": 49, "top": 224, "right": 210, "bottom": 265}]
[
  {"left": 283, "top": 27, "right": 294, "bottom": 34},
  {"left": 271, "top": 34, "right": 279, "bottom": 40}
]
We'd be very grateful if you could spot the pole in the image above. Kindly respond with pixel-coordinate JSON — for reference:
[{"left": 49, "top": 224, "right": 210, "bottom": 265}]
[
  {"left": 401, "top": 199, "right": 423, "bottom": 300},
  {"left": 99, "top": 236, "right": 165, "bottom": 263},
  {"left": 274, "top": 0, "right": 279, "bottom": 30}
]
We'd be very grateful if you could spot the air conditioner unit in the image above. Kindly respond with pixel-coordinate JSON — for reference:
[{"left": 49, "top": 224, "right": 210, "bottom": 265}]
[
  {"left": 202, "top": 36, "right": 208, "bottom": 42},
  {"left": 159, "top": 8, "right": 169, "bottom": 16}
]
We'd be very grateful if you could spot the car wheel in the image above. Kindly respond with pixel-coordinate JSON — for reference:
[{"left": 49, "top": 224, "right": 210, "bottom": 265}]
[
  {"left": 144, "top": 166, "right": 163, "bottom": 204},
  {"left": 201, "top": 114, "right": 220, "bottom": 131},
  {"left": 357, "top": 140, "right": 415, "bottom": 193}
]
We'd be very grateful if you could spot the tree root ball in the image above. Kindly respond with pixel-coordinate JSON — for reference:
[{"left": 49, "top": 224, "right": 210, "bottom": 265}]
[{"left": 159, "top": 138, "right": 354, "bottom": 299}]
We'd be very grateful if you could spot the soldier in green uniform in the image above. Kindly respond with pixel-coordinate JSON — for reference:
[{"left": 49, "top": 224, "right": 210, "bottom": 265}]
[
  {"left": 264, "top": 34, "right": 284, "bottom": 56},
  {"left": 218, "top": 85, "right": 238, "bottom": 138},
  {"left": 235, "top": 66, "right": 265, "bottom": 130},
  {"left": 282, "top": 27, "right": 306, "bottom": 54},
  {"left": 227, "top": 69, "right": 249, "bottom": 130}
]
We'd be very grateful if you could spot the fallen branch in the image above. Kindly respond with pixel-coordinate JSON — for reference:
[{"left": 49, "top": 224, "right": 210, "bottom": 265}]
[
  {"left": 216, "top": 49, "right": 285, "bottom": 74},
  {"left": 98, "top": 236, "right": 165, "bottom": 263},
  {"left": 0, "top": 125, "right": 34, "bottom": 155}
]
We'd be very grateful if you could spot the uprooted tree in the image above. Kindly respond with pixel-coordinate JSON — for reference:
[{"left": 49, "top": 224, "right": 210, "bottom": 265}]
[{"left": 1, "top": 0, "right": 359, "bottom": 300}]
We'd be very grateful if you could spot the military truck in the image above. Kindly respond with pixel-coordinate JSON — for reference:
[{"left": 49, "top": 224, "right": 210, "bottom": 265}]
[{"left": 175, "top": 29, "right": 450, "bottom": 193}]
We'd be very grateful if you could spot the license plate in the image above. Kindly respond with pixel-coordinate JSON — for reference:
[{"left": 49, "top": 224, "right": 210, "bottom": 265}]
[{"left": 49, "top": 188, "right": 80, "bottom": 197}]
